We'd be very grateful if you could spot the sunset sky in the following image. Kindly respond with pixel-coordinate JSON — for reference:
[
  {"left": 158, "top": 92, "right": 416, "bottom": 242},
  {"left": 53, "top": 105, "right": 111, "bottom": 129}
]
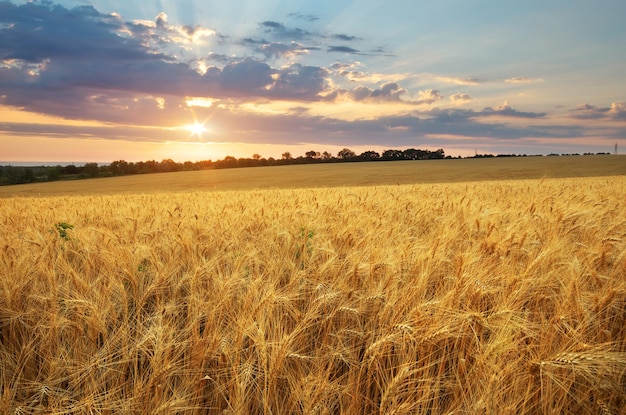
[{"left": 1, "top": 0, "right": 625, "bottom": 163}]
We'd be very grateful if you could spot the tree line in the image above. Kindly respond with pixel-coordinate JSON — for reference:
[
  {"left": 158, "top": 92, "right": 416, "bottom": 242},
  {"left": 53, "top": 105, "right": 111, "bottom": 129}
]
[
  {"left": 0, "top": 148, "right": 446, "bottom": 185},
  {"left": 0, "top": 148, "right": 612, "bottom": 185}
]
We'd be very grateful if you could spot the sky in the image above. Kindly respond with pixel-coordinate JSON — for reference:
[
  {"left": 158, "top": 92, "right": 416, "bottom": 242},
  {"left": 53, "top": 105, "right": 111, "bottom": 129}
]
[{"left": 1, "top": 0, "right": 625, "bottom": 163}]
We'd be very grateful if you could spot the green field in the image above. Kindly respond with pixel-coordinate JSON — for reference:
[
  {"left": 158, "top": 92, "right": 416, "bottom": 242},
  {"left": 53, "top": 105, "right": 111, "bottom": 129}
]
[{"left": 1, "top": 155, "right": 624, "bottom": 196}]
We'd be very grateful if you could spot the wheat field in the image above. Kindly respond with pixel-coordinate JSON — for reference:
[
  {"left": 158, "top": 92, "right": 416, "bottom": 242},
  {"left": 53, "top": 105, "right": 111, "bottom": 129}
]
[{"left": 1, "top": 176, "right": 625, "bottom": 414}]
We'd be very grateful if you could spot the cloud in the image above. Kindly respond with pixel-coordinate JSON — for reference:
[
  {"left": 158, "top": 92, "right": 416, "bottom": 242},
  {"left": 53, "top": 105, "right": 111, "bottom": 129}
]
[
  {"left": 416, "top": 89, "right": 444, "bottom": 105},
  {"left": 450, "top": 93, "right": 473, "bottom": 103},
  {"left": 260, "top": 20, "right": 312, "bottom": 40},
  {"left": 0, "top": 2, "right": 160, "bottom": 63},
  {"left": 322, "top": 82, "right": 407, "bottom": 103},
  {"left": 198, "top": 107, "right": 586, "bottom": 147},
  {"left": 323, "top": 84, "right": 442, "bottom": 105},
  {"left": 0, "top": 120, "right": 203, "bottom": 143},
  {"left": 327, "top": 46, "right": 388, "bottom": 56},
  {"left": 569, "top": 103, "right": 610, "bottom": 119},
  {"left": 435, "top": 76, "right": 481, "bottom": 86},
  {"left": 1, "top": 1, "right": 351, "bottom": 122},
  {"left": 505, "top": 77, "right": 543, "bottom": 84},
  {"left": 480, "top": 101, "right": 546, "bottom": 118},
  {"left": 269, "top": 64, "right": 331, "bottom": 100},
  {"left": 211, "top": 58, "right": 275, "bottom": 94},
  {"left": 328, "top": 46, "right": 362, "bottom": 54},
  {"left": 330, "top": 62, "right": 367, "bottom": 80},
  {"left": 609, "top": 101, "right": 626, "bottom": 119},
  {"left": 2, "top": 97, "right": 620, "bottom": 150},
  {"left": 287, "top": 13, "right": 320, "bottom": 22},
  {"left": 569, "top": 101, "right": 626, "bottom": 120},
  {"left": 5, "top": 0, "right": 613, "bottom": 155},
  {"left": 331, "top": 34, "right": 363, "bottom": 42},
  {"left": 256, "top": 42, "right": 315, "bottom": 59},
  {"left": 330, "top": 62, "right": 409, "bottom": 84},
  {"left": 420, "top": 102, "right": 547, "bottom": 122},
  {"left": 241, "top": 37, "right": 270, "bottom": 45}
]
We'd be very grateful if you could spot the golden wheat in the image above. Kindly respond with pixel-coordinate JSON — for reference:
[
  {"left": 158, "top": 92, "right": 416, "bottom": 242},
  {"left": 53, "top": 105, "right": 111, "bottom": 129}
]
[{"left": 1, "top": 176, "right": 625, "bottom": 414}]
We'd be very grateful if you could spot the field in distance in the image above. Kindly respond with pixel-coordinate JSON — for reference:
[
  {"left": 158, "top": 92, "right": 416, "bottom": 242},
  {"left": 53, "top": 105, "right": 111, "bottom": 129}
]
[
  {"left": 1, "top": 154, "right": 625, "bottom": 196},
  {"left": 1, "top": 174, "right": 625, "bottom": 413}
]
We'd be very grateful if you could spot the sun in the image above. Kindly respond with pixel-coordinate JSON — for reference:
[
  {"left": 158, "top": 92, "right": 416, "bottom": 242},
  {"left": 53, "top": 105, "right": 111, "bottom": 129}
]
[{"left": 185, "top": 122, "right": 207, "bottom": 137}]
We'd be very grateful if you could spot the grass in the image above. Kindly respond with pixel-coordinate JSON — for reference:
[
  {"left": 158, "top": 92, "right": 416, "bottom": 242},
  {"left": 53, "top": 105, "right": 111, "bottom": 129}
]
[
  {"left": 1, "top": 155, "right": 625, "bottom": 197},
  {"left": 0, "top": 162, "right": 625, "bottom": 413}
]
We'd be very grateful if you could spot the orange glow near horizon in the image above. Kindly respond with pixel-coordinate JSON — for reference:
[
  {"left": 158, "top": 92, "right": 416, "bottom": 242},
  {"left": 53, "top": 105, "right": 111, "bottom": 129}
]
[{"left": 0, "top": 105, "right": 106, "bottom": 127}]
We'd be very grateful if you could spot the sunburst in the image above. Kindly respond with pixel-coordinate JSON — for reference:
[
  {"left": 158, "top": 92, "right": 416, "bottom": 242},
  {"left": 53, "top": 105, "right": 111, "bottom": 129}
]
[{"left": 185, "top": 122, "right": 207, "bottom": 138}]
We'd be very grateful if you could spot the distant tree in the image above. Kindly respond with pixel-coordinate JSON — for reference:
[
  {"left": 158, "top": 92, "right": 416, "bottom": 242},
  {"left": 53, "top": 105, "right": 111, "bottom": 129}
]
[
  {"left": 46, "top": 166, "right": 62, "bottom": 181},
  {"left": 83, "top": 162, "right": 99, "bottom": 178},
  {"left": 3, "top": 166, "right": 35, "bottom": 184},
  {"left": 382, "top": 149, "right": 403, "bottom": 160},
  {"left": 142, "top": 160, "right": 159, "bottom": 174},
  {"left": 159, "top": 159, "right": 181, "bottom": 172},
  {"left": 63, "top": 164, "right": 81, "bottom": 175},
  {"left": 432, "top": 148, "right": 445, "bottom": 159},
  {"left": 110, "top": 160, "right": 129, "bottom": 176},
  {"left": 337, "top": 148, "right": 356, "bottom": 160},
  {"left": 404, "top": 148, "right": 432, "bottom": 160},
  {"left": 321, "top": 151, "right": 333, "bottom": 160},
  {"left": 282, "top": 152, "right": 293, "bottom": 160},
  {"left": 195, "top": 159, "right": 214, "bottom": 169},
  {"left": 359, "top": 151, "right": 380, "bottom": 161},
  {"left": 218, "top": 156, "right": 237, "bottom": 168},
  {"left": 252, "top": 153, "right": 261, "bottom": 160},
  {"left": 305, "top": 150, "right": 320, "bottom": 159}
]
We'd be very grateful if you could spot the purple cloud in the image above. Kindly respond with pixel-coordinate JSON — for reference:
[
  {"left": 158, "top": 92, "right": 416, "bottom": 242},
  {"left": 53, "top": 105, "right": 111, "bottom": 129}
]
[
  {"left": 480, "top": 102, "right": 546, "bottom": 118},
  {"left": 568, "top": 102, "right": 626, "bottom": 120},
  {"left": 450, "top": 93, "right": 473, "bottom": 103},
  {"left": 0, "top": 2, "right": 159, "bottom": 63}
]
